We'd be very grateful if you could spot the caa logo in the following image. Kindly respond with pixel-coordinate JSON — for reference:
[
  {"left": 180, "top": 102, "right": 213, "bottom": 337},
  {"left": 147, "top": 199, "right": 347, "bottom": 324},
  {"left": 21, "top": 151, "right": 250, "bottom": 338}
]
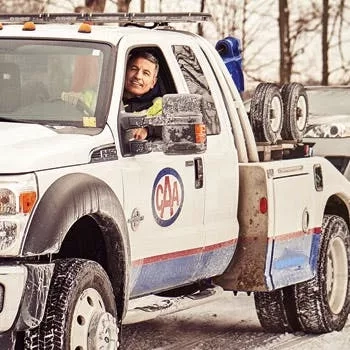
[{"left": 152, "top": 168, "right": 184, "bottom": 227}]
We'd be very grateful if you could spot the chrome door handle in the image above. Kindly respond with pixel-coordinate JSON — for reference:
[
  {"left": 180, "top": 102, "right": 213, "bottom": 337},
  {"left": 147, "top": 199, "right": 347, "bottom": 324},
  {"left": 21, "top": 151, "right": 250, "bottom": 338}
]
[{"left": 194, "top": 157, "right": 203, "bottom": 189}]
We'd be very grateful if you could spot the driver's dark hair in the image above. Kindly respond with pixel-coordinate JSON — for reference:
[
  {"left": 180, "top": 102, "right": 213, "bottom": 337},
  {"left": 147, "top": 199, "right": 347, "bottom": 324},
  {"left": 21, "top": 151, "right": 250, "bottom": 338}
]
[{"left": 127, "top": 49, "right": 159, "bottom": 76}]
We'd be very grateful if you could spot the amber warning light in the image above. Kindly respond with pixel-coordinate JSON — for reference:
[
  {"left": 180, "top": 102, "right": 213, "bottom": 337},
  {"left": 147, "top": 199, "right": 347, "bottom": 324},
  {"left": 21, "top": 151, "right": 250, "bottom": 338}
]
[
  {"left": 22, "top": 21, "right": 36, "bottom": 31},
  {"left": 78, "top": 22, "right": 92, "bottom": 33},
  {"left": 20, "top": 191, "right": 37, "bottom": 214},
  {"left": 195, "top": 123, "right": 206, "bottom": 144}
]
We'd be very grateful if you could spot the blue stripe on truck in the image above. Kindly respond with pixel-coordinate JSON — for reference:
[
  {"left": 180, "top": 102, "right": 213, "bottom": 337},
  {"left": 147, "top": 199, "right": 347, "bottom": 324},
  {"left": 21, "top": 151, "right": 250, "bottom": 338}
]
[
  {"left": 130, "top": 239, "right": 236, "bottom": 297},
  {"left": 269, "top": 227, "right": 322, "bottom": 289}
]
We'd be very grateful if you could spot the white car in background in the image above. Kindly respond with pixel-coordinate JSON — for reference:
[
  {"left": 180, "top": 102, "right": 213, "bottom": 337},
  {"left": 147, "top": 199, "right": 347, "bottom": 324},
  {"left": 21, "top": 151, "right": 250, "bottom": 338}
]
[{"left": 303, "top": 86, "right": 350, "bottom": 180}]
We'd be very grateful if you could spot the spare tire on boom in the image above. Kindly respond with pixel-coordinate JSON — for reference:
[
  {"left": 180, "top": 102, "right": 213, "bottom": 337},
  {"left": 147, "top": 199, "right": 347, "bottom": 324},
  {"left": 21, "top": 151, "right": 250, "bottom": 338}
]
[
  {"left": 280, "top": 82, "right": 309, "bottom": 142},
  {"left": 249, "top": 83, "right": 284, "bottom": 144}
]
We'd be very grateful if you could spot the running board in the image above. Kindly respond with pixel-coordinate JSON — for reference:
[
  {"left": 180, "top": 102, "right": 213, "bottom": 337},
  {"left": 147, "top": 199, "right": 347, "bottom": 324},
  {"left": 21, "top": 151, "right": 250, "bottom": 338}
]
[{"left": 123, "top": 285, "right": 224, "bottom": 325}]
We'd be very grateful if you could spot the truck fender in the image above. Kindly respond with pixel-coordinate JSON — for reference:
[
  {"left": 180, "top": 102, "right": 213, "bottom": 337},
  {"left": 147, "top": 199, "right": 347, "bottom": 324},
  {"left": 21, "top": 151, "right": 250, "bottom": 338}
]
[
  {"left": 22, "top": 173, "right": 131, "bottom": 317},
  {"left": 23, "top": 172, "right": 128, "bottom": 254}
]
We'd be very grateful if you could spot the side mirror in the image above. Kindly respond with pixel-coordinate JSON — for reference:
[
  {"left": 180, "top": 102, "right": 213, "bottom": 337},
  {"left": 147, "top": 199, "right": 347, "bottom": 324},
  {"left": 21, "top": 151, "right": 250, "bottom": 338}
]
[
  {"left": 162, "top": 93, "right": 207, "bottom": 155},
  {"left": 119, "top": 93, "right": 207, "bottom": 155}
]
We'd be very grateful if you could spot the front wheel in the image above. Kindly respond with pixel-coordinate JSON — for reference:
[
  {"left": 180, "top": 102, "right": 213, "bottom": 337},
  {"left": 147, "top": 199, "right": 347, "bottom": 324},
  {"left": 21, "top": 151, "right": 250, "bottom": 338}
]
[
  {"left": 294, "top": 214, "right": 350, "bottom": 333},
  {"left": 25, "top": 258, "right": 119, "bottom": 349}
]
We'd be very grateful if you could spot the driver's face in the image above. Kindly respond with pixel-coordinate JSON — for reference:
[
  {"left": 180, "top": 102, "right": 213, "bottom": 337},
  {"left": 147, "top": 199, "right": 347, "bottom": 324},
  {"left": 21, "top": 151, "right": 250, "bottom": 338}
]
[{"left": 124, "top": 57, "right": 157, "bottom": 98}]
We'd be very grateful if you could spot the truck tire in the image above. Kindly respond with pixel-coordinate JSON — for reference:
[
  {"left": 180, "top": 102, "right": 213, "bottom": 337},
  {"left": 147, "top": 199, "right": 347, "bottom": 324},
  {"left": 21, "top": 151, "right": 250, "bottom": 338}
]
[
  {"left": 254, "top": 287, "right": 299, "bottom": 333},
  {"left": 280, "top": 83, "right": 309, "bottom": 142},
  {"left": 249, "top": 83, "right": 283, "bottom": 144},
  {"left": 24, "top": 259, "right": 119, "bottom": 349},
  {"left": 293, "top": 214, "right": 350, "bottom": 333}
]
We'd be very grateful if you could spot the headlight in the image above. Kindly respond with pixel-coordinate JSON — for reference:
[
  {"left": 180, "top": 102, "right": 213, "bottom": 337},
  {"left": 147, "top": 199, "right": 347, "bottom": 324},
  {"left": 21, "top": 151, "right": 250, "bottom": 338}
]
[{"left": 0, "top": 173, "right": 38, "bottom": 255}]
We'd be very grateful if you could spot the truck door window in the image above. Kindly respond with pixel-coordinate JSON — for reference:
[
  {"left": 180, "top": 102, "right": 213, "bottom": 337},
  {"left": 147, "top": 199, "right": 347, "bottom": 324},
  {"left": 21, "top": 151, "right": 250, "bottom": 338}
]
[
  {"left": 120, "top": 46, "right": 177, "bottom": 155},
  {"left": 172, "top": 45, "right": 221, "bottom": 135}
]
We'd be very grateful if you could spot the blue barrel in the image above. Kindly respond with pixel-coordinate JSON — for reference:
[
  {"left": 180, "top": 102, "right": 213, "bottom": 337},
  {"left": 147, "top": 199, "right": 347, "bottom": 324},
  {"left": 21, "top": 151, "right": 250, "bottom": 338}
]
[{"left": 215, "top": 37, "right": 244, "bottom": 93}]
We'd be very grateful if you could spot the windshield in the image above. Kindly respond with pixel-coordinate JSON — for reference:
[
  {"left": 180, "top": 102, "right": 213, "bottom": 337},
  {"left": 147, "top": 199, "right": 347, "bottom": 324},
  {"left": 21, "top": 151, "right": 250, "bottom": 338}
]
[
  {"left": 0, "top": 39, "right": 112, "bottom": 131},
  {"left": 304, "top": 88, "right": 350, "bottom": 138}
]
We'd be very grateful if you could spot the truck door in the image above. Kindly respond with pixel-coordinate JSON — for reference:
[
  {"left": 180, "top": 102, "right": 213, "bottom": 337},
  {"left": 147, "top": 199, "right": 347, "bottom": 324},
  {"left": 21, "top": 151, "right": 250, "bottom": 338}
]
[
  {"left": 114, "top": 40, "right": 206, "bottom": 297},
  {"left": 172, "top": 44, "right": 239, "bottom": 278},
  {"left": 270, "top": 168, "right": 319, "bottom": 289}
]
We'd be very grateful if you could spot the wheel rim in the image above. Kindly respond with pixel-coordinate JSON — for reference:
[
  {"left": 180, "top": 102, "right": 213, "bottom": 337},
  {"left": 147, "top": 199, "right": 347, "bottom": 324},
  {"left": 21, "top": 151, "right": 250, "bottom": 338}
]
[
  {"left": 296, "top": 95, "right": 307, "bottom": 131},
  {"left": 326, "top": 236, "right": 348, "bottom": 314},
  {"left": 70, "top": 288, "right": 119, "bottom": 350},
  {"left": 269, "top": 95, "right": 283, "bottom": 133}
]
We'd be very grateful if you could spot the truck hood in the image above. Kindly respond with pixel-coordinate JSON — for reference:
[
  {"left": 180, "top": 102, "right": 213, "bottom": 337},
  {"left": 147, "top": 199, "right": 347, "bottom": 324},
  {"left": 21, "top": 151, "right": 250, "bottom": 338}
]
[{"left": 0, "top": 122, "right": 114, "bottom": 173}]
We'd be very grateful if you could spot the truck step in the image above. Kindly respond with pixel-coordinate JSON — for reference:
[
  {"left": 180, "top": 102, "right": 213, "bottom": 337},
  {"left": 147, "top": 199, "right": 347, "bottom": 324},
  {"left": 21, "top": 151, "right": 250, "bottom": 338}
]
[{"left": 123, "top": 285, "right": 224, "bottom": 325}]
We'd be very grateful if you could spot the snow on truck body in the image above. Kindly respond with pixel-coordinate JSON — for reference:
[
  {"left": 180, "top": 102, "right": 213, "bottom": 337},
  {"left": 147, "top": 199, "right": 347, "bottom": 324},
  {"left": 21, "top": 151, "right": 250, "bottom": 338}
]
[{"left": 0, "top": 13, "right": 349, "bottom": 349}]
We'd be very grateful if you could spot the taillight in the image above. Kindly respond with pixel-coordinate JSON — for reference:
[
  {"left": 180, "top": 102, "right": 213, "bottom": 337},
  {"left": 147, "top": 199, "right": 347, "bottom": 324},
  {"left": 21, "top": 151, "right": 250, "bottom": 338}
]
[{"left": 259, "top": 197, "right": 268, "bottom": 214}]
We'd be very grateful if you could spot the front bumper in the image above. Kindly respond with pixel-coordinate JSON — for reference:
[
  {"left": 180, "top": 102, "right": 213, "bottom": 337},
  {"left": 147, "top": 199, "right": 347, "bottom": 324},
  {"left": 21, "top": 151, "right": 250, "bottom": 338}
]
[
  {"left": 0, "top": 266, "right": 26, "bottom": 332},
  {"left": 0, "top": 263, "right": 54, "bottom": 334}
]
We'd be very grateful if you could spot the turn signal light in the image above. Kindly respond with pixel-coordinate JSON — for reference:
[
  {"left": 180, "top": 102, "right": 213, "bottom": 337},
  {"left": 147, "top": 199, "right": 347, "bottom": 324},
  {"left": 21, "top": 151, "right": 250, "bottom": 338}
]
[
  {"left": 195, "top": 123, "right": 206, "bottom": 144},
  {"left": 19, "top": 191, "right": 37, "bottom": 214}
]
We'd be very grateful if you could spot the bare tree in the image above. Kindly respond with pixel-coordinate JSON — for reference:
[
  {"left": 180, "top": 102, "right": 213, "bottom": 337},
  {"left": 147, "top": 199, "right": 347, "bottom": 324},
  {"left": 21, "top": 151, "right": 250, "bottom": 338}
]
[
  {"left": 279, "top": 0, "right": 292, "bottom": 84},
  {"left": 327, "top": 0, "right": 350, "bottom": 84},
  {"left": 117, "top": 0, "right": 132, "bottom": 12},
  {"left": 207, "top": 0, "right": 240, "bottom": 38},
  {"left": 321, "top": 0, "right": 329, "bottom": 85},
  {"left": 140, "top": 0, "right": 145, "bottom": 12},
  {"left": 0, "top": 0, "right": 46, "bottom": 12},
  {"left": 241, "top": 0, "right": 248, "bottom": 61},
  {"left": 75, "top": 0, "right": 106, "bottom": 13},
  {"left": 105, "top": 0, "right": 132, "bottom": 12},
  {"left": 197, "top": 0, "right": 205, "bottom": 36}
]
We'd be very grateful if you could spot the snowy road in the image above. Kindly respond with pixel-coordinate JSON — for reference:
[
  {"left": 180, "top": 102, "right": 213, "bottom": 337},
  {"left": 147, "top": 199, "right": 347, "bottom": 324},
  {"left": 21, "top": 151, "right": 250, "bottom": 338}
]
[{"left": 122, "top": 292, "right": 350, "bottom": 350}]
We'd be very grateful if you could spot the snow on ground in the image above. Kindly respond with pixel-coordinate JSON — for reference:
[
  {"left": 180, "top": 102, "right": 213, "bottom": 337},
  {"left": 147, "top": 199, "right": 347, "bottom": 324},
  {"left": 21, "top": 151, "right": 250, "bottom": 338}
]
[{"left": 123, "top": 292, "right": 350, "bottom": 349}]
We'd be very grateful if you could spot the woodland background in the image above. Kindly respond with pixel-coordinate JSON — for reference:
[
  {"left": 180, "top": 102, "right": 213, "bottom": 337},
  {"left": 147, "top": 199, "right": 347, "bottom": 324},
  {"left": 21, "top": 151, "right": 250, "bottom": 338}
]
[{"left": 0, "top": 0, "right": 349, "bottom": 92}]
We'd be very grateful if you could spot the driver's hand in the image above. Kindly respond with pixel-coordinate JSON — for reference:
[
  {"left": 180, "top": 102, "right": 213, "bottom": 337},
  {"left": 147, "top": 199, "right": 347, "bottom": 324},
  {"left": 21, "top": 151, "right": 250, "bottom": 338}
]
[
  {"left": 132, "top": 128, "right": 148, "bottom": 140},
  {"left": 61, "top": 91, "right": 82, "bottom": 106}
]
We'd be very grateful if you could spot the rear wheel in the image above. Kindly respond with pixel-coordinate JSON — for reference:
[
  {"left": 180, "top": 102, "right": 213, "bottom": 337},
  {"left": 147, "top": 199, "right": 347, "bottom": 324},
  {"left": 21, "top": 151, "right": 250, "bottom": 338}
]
[
  {"left": 255, "top": 214, "right": 350, "bottom": 334},
  {"left": 294, "top": 215, "right": 350, "bottom": 333},
  {"left": 25, "top": 258, "right": 119, "bottom": 349},
  {"left": 280, "top": 83, "right": 309, "bottom": 142},
  {"left": 249, "top": 83, "right": 283, "bottom": 144},
  {"left": 254, "top": 287, "right": 300, "bottom": 333}
]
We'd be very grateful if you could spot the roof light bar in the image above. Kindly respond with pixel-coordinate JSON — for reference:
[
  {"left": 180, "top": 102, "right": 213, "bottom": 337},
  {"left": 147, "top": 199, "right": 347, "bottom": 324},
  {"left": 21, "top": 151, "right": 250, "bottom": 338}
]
[{"left": 0, "top": 12, "right": 211, "bottom": 25}]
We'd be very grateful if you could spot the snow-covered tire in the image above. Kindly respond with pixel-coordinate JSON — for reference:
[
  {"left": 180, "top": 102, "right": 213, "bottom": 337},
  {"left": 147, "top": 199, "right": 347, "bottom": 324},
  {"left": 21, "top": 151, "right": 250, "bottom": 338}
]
[
  {"left": 249, "top": 83, "right": 283, "bottom": 144},
  {"left": 24, "top": 259, "right": 119, "bottom": 349},
  {"left": 280, "top": 83, "right": 309, "bottom": 142},
  {"left": 254, "top": 287, "right": 299, "bottom": 333},
  {"left": 294, "top": 215, "right": 350, "bottom": 333}
]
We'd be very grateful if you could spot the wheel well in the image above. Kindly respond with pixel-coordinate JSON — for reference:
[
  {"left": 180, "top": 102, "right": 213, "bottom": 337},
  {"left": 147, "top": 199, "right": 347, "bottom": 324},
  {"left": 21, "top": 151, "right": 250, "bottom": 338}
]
[
  {"left": 324, "top": 195, "right": 350, "bottom": 227},
  {"left": 57, "top": 214, "right": 127, "bottom": 320}
]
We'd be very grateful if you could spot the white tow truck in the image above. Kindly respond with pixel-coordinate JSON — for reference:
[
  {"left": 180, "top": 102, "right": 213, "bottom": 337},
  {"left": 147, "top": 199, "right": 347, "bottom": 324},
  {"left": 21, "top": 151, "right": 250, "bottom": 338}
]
[{"left": 0, "top": 13, "right": 349, "bottom": 350}]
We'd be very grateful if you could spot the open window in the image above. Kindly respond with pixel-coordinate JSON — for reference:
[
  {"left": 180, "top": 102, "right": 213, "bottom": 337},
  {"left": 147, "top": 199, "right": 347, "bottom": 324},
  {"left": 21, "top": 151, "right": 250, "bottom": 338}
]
[
  {"left": 119, "top": 46, "right": 176, "bottom": 155},
  {"left": 119, "top": 46, "right": 207, "bottom": 156}
]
